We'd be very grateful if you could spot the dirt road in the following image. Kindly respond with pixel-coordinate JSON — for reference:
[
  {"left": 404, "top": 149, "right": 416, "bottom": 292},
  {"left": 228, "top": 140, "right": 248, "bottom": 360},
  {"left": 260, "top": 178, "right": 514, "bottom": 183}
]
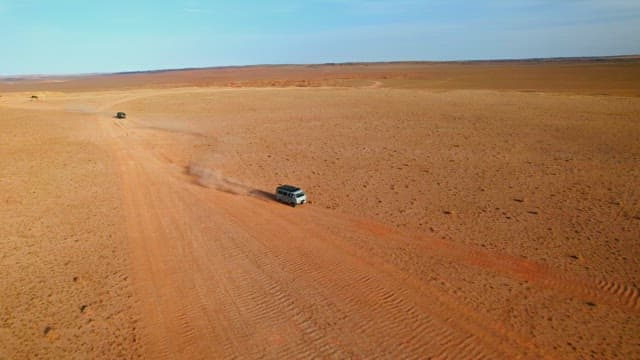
[{"left": 1, "top": 83, "right": 639, "bottom": 358}]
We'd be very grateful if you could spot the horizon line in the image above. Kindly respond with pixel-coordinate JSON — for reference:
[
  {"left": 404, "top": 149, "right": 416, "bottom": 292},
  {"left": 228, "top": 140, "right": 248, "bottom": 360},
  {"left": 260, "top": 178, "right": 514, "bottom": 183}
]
[{"left": 2, "top": 54, "right": 639, "bottom": 79}]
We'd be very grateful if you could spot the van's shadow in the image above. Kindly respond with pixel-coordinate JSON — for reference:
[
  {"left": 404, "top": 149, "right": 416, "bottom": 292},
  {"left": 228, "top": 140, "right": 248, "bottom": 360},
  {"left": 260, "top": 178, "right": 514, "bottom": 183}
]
[{"left": 249, "top": 189, "right": 276, "bottom": 201}]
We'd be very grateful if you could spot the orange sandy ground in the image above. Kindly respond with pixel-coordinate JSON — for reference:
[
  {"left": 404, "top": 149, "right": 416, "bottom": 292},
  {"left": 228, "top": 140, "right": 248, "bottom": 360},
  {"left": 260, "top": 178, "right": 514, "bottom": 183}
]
[{"left": 1, "top": 62, "right": 639, "bottom": 359}]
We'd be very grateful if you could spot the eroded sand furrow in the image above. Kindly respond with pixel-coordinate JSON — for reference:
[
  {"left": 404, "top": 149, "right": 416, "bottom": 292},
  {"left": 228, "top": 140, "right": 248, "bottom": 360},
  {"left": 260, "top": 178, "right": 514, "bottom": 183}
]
[
  {"left": 622, "top": 285, "right": 640, "bottom": 309},
  {"left": 464, "top": 248, "right": 640, "bottom": 313},
  {"left": 595, "top": 279, "right": 640, "bottom": 310},
  {"left": 519, "top": 267, "right": 640, "bottom": 312}
]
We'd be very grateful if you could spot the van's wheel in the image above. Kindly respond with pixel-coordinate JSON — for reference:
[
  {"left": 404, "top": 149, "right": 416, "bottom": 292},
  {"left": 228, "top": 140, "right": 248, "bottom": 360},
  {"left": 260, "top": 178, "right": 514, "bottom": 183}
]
[{"left": 292, "top": 203, "right": 296, "bottom": 208}]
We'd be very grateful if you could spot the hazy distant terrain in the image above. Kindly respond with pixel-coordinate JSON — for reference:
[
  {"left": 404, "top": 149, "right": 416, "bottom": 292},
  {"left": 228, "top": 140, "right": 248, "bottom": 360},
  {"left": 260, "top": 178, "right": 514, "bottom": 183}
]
[{"left": 3, "top": 57, "right": 640, "bottom": 96}]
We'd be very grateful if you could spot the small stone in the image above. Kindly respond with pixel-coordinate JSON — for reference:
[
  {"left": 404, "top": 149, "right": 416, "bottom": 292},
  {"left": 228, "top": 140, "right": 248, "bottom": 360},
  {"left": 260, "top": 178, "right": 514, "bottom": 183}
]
[
  {"left": 443, "top": 210, "right": 453, "bottom": 215},
  {"left": 513, "top": 198, "right": 525, "bottom": 203},
  {"left": 527, "top": 210, "right": 539, "bottom": 215}
]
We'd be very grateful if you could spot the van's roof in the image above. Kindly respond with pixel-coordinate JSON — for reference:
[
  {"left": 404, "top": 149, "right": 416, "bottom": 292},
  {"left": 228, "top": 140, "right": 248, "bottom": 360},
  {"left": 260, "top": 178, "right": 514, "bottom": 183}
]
[{"left": 277, "top": 184, "right": 302, "bottom": 192}]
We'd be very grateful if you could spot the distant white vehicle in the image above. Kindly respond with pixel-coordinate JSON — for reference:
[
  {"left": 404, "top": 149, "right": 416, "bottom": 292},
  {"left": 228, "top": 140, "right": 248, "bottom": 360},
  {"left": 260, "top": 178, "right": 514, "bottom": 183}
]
[{"left": 275, "top": 185, "right": 307, "bottom": 207}]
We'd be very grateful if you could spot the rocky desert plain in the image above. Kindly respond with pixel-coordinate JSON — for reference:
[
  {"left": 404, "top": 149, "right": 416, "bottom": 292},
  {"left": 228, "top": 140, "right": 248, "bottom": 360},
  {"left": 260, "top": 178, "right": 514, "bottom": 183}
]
[{"left": 1, "top": 59, "right": 639, "bottom": 359}]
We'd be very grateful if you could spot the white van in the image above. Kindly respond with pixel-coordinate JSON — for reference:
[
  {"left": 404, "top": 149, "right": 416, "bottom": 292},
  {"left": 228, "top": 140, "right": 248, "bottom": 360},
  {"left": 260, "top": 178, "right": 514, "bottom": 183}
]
[{"left": 275, "top": 185, "right": 307, "bottom": 207}]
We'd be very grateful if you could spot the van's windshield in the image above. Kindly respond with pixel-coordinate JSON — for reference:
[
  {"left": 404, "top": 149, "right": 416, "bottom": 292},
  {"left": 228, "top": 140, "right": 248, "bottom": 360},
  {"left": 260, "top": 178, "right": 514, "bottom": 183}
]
[{"left": 296, "top": 193, "right": 305, "bottom": 198}]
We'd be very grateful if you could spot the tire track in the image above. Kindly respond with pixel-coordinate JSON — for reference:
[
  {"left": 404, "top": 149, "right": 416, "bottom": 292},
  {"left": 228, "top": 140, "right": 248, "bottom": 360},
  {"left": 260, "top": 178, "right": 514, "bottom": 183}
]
[
  {"left": 111, "top": 144, "right": 174, "bottom": 360},
  {"left": 102, "top": 119, "right": 234, "bottom": 359}
]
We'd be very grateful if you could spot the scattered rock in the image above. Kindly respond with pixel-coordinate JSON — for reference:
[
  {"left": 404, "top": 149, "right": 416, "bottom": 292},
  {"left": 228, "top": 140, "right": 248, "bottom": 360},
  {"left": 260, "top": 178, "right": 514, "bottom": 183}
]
[
  {"left": 43, "top": 326, "right": 52, "bottom": 336},
  {"left": 80, "top": 305, "right": 88, "bottom": 313},
  {"left": 527, "top": 210, "right": 539, "bottom": 215},
  {"left": 513, "top": 198, "right": 525, "bottom": 203},
  {"left": 443, "top": 210, "right": 453, "bottom": 215},
  {"left": 568, "top": 254, "right": 580, "bottom": 260},
  {"left": 586, "top": 301, "right": 597, "bottom": 307}
]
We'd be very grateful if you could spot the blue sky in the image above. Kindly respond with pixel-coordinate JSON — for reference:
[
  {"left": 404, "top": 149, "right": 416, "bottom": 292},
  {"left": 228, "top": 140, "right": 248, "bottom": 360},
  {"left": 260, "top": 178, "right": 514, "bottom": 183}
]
[{"left": 1, "top": 0, "right": 639, "bottom": 75}]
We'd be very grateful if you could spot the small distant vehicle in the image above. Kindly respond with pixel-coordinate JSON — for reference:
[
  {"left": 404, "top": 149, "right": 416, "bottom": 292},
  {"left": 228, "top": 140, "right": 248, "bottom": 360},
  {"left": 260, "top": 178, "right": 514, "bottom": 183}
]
[
  {"left": 116, "top": 112, "right": 126, "bottom": 119},
  {"left": 275, "top": 185, "right": 307, "bottom": 207}
]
